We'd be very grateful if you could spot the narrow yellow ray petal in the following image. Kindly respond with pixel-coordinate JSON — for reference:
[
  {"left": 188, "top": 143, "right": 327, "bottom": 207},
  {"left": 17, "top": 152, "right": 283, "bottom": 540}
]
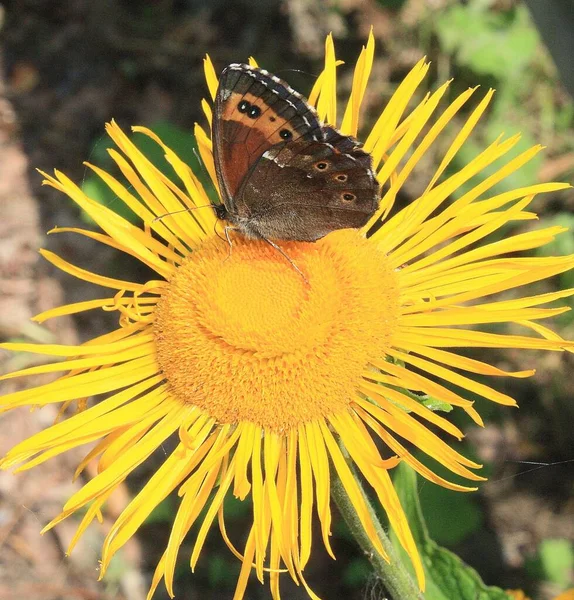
[
  {"left": 478, "top": 288, "right": 574, "bottom": 312},
  {"left": 203, "top": 54, "right": 218, "bottom": 101},
  {"left": 147, "top": 553, "right": 168, "bottom": 600},
  {"left": 307, "top": 58, "right": 346, "bottom": 109},
  {"left": 194, "top": 122, "right": 219, "bottom": 193},
  {"left": 49, "top": 225, "right": 182, "bottom": 267},
  {"left": 190, "top": 454, "right": 237, "bottom": 570},
  {"left": 0, "top": 355, "right": 158, "bottom": 413},
  {"left": 409, "top": 183, "right": 569, "bottom": 250},
  {"left": 42, "top": 170, "right": 175, "bottom": 277},
  {"left": 375, "top": 133, "right": 524, "bottom": 252},
  {"left": 250, "top": 425, "right": 265, "bottom": 571},
  {"left": 364, "top": 85, "right": 476, "bottom": 228},
  {"left": 402, "top": 306, "right": 569, "bottom": 328},
  {"left": 424, "top": 89, "right": 495, "bottom": 194},
  {"left": 67, "top": 490, "right": 114, "bottom": 555},
  {"left": 63, "top": 404, "right": 187, "bottom": 515},
  {"left": 355, "top": 405, "right": 477, "bottom": 492},
  {"left": 1, "top": 332, "right": 153, "bottom": 358},
  {"left": 264, "top": 433, "right": 286, "bottom": 568},
  {"left": 340, "top": 28, "right": 374, "bottom": 136},
  {"left": 233, "top": 422, "right": 256, "bottom": 500},
  {"left": 331, "top": 413, "right": 425, "bottom": 587},
  {"left": 32, "top": 297, "right": 149, "bottom": 323},
  {"left": 392, "top": 147, "right": 546, "bottom": 267},
  {"left": 105, "top": 122, "right": 205, "bottom": 248},
  {"left": 283, "top": 430, "right": 299, "bottom": 573},
  {"left": 163, "top": 475, "right": 209, "bottom": 592},
  {"left": 356, "top": 398, "right": 484, "bottom": 479},
  {"left": 364, "top": 58, "right": 429, "bottom": 155},
  {"left": 304, "top": 421, "right": 334, "bottom": 559},
  {"left": 297, "top": 424, "right": 314, "bottom": 568},
  {"left": 3, "top": 378, "right": 164, "bottom": 463},
  {"left": 330, "top": 411, "right": 401, "bottom": 470},
  {"left": 318, "top": 419, "right": 386, "bottom": 559},
  {"left": 39, "top": 249, "right": 144, "bottom": 292},
  {"left": 391, "top": 344, "right": 534, "bottom": 379},
  {"left": 518, "top": 319, "right": 568, "bottom": 342},
  {"left": 316, "top": 33, "right": 337, "bottom": 125},
  {"left": 105, "top": 149, "right": 195, "bottom": 254},
  {"left": 248, "top": 56, "right": 259, "bottom": 68},
  {"left": 396, "top": 326, "right": 573, "bottom": 351},
  {"left": 269, "top": 533, "right": 282, "bottom": 599},
  {"left": 131, "top": 126, "right": 216, "bottom": 234},
  {"left": 359, "top": 379, "right": 467, "bottom": 436},
  {"left": 3, "top": 398, "right": 169, "bottom": 469},
  {"left": 405, "top": 254, "right": 574, "bottom": 310},
  {"left": 375, "top": 80, "right": 451, "bottom": 188},
  {"left": 202, "top": 98, "right": 212, "bottom": 131},
  {"left": 0, "top": 342, "right": 156, "bottom": 381},
  {"left": 233, "top": 529, "right": 256, "bottom": 600},
  {"left": 401, "top": 232, "right": 572, "bottom": 290},
  {"left": 390, "top": 349, "right": 517, "bottom": 406}
]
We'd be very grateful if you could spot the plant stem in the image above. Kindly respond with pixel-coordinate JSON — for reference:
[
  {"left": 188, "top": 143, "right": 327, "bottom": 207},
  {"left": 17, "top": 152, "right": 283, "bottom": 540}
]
[{"left": 331, "top": 466, "right": 423, "bottom": 600}]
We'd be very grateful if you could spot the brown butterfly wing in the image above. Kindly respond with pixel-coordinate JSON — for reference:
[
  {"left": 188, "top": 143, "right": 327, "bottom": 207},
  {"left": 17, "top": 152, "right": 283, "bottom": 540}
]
[
  {"left": 235, "top": 127, "right": 380, "bottom": 241},
  {"left": 213, "top": 64, "right": 323, "bottom": 212}
]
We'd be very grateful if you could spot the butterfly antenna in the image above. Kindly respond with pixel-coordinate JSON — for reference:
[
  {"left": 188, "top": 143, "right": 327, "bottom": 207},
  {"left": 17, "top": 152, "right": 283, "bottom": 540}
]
[
  {"left": 275, "top": 68, "right": 318, "bottom": 80},
  {"left": 153, "top": 204, "right": 216, "bottom": 223}
]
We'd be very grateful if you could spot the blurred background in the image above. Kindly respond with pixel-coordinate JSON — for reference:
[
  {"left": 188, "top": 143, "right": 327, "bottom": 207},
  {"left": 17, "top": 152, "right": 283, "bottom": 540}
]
[{"left": 0, "top": 1, "right": 573, "bottom": 599}]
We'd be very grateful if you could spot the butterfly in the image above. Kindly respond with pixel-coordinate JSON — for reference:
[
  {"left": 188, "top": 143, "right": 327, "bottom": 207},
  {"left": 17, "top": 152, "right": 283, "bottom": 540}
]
[{"left": 212, "top": 63, "right": 380, "bottom": 242}]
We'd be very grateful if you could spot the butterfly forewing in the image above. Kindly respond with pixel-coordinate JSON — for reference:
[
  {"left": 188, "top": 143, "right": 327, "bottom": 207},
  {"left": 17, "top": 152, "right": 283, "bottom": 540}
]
[{"left": 214, "top": 64, "right": 323, "bottom": 207}]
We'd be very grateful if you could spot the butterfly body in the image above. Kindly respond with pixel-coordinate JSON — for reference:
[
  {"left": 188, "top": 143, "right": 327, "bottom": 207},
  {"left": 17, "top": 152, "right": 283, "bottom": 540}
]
[{"left": 213, "top": 63, "right": 380, "bottom": 242}]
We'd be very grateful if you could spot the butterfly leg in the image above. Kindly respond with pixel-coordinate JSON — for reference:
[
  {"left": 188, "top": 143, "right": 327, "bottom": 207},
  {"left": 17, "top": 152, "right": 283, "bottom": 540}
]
[
  {"left": 222, "top": 225, "right": 236, "bottom": 262},
  {"left": 262, "top": 237, "right": 309, "bottom": 285}
]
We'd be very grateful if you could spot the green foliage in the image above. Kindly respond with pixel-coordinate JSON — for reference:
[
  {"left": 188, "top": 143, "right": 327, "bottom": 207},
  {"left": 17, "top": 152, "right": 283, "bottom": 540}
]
[
  {"left": 435, "top": 3, "right": 538, "bottom": 82},
  {"left": 376, "top": 0, "right": 408, "bottom": 10},
  {"left": 526, "top": 538, "right": 574, "bottom": 590},
  {"left": 342, "top": 557, "right": 374, "bottom": 588},
  {"left": 418, "top": 482, "right": 483, "bottom": 546},
  {"left": 391, "top": 463, "right": 512, "bottom": 600},
  {"left": 433, "top": 0, "right": 572, "bottom": 199},
  {"left": 145, "top": 496, "right": 176, "bottom": 525}
]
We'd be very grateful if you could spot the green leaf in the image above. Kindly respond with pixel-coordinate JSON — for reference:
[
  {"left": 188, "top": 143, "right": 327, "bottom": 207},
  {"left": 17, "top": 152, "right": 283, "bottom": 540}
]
[
  {"left": 421, "top": 395, "right": 454, "bottom": 413},
  {"left": 391, "top": 463, "right": 512, "bottom": 600},
  {"left": 526, "top": 538, "right": 574, "bottom": 589},
  {"left": 145, "top": 496, "right": 175, "bottom": 524},
  {"left": 419, "top": 482, "right": 482, "bottom": 546},
  {"left": 435, "top": 4, "right": 538, "bottom": 83}
]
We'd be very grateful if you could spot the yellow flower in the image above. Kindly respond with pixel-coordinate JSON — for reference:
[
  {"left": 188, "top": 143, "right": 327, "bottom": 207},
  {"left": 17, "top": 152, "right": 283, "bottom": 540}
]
[
  {"left": 1, "top": 31, "right": 573, "bottom": 600},
  {"left": 507, "top": 590, "right": 531, "bottom": 600}
]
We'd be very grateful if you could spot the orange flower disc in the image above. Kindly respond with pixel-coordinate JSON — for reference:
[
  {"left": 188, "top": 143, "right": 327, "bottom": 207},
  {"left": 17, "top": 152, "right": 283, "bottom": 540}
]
[{"left": 154, "top": 229, "right": 399, "bottom": 431}]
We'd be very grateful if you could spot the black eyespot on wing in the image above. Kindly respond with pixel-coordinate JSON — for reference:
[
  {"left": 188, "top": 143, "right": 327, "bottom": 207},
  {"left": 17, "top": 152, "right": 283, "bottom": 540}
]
[
  {"left": 280, "top": 129, "right": 293, "bottom": 140},
  {"left": 335, "top": 174, "right": 348, "bottom": 182},
  {"left": 315, "top": 161, "right": 329, "bottom": 170},
  {"left": 343, "top": 193, "right": 356, "bottom": 202},
  {"left": 238, "top": 100, "right": 250, "bottom": 113},
  {"left": 248, "top": 105, "right": 262, "bottom": 118}
]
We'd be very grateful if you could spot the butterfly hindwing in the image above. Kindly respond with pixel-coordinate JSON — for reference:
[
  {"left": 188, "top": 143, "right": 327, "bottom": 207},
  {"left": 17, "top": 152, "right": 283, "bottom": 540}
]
[{"left": 236, "top": 128, "right": 379, "bottom": 241}]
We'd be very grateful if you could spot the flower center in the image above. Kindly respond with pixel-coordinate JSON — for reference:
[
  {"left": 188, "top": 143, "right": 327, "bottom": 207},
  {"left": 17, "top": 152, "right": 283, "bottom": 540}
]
[{"left": 154, "top": 230, "right": 399, "bottom": 431}]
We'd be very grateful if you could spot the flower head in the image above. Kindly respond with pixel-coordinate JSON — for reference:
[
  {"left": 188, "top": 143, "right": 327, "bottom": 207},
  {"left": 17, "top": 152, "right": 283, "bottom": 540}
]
[{"left": 1, "top": 32, "right": 573, "bottom": 599}]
